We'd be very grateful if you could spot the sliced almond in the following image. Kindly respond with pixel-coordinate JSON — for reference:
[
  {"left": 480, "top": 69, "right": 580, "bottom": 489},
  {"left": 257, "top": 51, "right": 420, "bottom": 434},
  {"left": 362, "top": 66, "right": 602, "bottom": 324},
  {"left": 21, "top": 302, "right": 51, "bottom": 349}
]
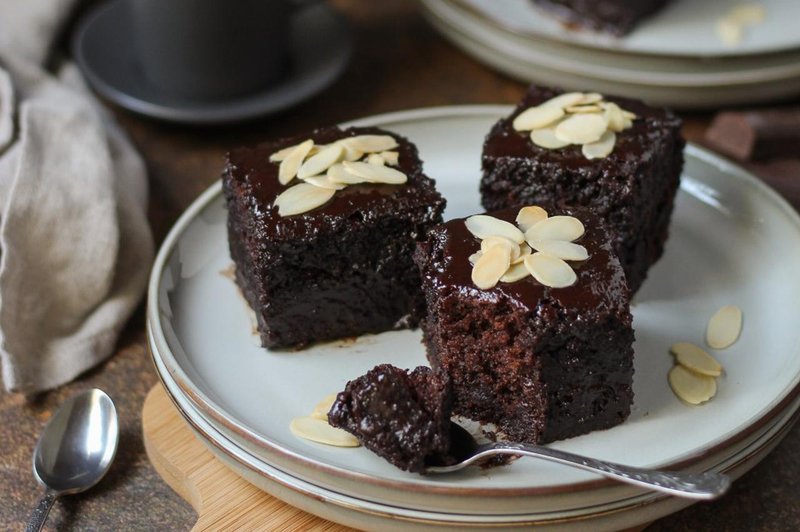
[
  {"left": 481, "top": 235, "right": 519, "bottom": 261},
  {"left": 500, "top": 262, "right": 530, "bottom": 283},
  {"left": 524, "top": 252, "right": 577, "bottom": 288},
  {"left": 468, "top": 251, "right": 482, "bottom": 266},
  {"left": 277, "top": 139, "right": 314, "bottom": 185},
  {"left": 274, "top": 183, "right": 336, "bottom": 216},
  {"left": 327, "top": 163, "right": 367, "bottom": 185},
  {"left": 622, "top": 110, "right": 638, "bottom": 120},
  {"left": 566, "top": 104, "right": 603, "bottom": 114},
  {"left": 290, "top": 416, "right": 360, "bottom": 447},
  {"left": 465, "top": 215, "right": 525, "bottom": 244},
  {"left": 530, "top": 128, "right": 571, "bottom": 150},
  {"left": 670, "top": 342, "right": 723, "bottom": 377},
  {"left": 668, "top": 365, "right": 717, "bottom": 405},
  {"left": 516, "top": 206, "right": 549, "bottom": 232},
  {"left": 512, "top": 105, "right": 564, "bottom": 131},
  {"left": 301, "top": 175, "right": 347, "bottom": 191},
  {"left": 582, "top": 131, "right": 617, "bottom": 160},
  {"left": 298, "top": 144, "right": 344, "bottom": 179},
  {"left": 555, "top": 114, "right": 608, "bottom": 145},
  {"left": 706, "top": 305, "right": 743, "bottom": 349},
  {"left": 729, "top": 4, "right": 766, "bottom": 24},
  {"left": 311, "top": 394, "right": 338, "bottom": 421},
  {"left": 472, "top": 245, "right": 512, "bottom": 290},
  {"left": 342, "top": 135, "right": 398, "bottom": 153},
  {"left": 270, "top": 139, "right": 315, "bottom": 163},
  {"left": 528, "top": 239, "right": 589, "bottom": 261},
  {"left": 604, "top": 102, "right": 629, "bottom": 133},
  {"left": 379, "top": 151, "right": 399, "bottom": 166},
  {"left": 513, "top": 243, "right": 532, "bottom": 264},
  {"left": 367, "top": 153, "right": 385, "bottom": 166},
  {"left": 540, "top": 92, "right": 586, "bottom": 109},
  {"left": 342, "top": 161, "right": 407, "bottom": 185},
  {"left": 717, "top": 18, "right": 743, "bottom": 46},
  {"left": 524, "top": 215, "right": 584, "bottom": 242},
  {"left": 334, "top": 139, "right": 364, "bottom": 161},
  {"left": 580, "top": 92, "right": 604, "bottom": 105}
]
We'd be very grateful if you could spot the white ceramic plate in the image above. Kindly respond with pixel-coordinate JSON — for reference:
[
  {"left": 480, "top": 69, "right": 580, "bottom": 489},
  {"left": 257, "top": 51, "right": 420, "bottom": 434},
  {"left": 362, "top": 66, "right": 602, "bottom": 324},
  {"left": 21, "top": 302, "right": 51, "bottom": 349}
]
[
  {"left": 453, "top": 0, "right": 800, "bottom": 58},
  {"left": 148, "top": 106, "right": 800, "bottom": 515},
  {"left": 420, "top": 0, "right": 800, "bottom": 108}
]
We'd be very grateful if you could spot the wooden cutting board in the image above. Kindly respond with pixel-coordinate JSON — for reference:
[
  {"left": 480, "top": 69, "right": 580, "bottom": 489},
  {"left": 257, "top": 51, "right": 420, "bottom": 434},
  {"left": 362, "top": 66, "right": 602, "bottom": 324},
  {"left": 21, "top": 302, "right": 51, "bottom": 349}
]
[{"left": 142, "top": 384, "right": 352, "bottom": 531}]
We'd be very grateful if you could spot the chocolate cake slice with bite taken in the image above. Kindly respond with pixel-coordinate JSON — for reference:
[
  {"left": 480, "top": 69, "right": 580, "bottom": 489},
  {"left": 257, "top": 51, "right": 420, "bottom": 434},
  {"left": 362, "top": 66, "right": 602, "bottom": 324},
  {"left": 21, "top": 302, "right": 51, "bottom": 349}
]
[
  {"left": 328, "top": 364, "right": 454, "bottom": 473},
  {"left": 223, "top": 126, "right": 446, "bottom": 349},
  {"left": 481, "top": 85, "right": 684, "bottom": 293},
  {"left": 414, "top": 204, "right": 635, "bottom": 444},
  {"left": 532, "top": 0, "right": 672, "bottom": 36}
]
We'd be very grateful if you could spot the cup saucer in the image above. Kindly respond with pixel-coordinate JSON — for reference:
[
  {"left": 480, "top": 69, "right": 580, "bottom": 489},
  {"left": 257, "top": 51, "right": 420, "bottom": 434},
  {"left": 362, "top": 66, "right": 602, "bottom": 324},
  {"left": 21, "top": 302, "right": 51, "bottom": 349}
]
[{"left": 72, "top": 0, "right": 352, "bottom": 125}]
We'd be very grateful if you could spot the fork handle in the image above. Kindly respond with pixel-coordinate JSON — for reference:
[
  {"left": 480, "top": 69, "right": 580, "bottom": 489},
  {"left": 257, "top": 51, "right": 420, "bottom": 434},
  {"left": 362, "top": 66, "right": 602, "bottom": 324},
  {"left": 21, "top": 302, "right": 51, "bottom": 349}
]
[{"left": 488, "top": 442, "right": 730, "bottom": 500}]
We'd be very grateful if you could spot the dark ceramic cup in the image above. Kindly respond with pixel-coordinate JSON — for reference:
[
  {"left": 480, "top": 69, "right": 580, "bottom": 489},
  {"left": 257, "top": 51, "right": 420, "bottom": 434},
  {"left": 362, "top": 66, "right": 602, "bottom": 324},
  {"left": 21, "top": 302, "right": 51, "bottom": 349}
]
[{"left": 129, "top": 0, "right": 295, "bottom": 101}]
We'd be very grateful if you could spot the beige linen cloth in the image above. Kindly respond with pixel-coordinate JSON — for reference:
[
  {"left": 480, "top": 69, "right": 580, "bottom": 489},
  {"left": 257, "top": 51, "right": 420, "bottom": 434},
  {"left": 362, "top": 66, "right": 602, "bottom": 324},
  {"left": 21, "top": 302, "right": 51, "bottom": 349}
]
[{"left": 0, "top": 0, "right": 154, "bottom": 393}]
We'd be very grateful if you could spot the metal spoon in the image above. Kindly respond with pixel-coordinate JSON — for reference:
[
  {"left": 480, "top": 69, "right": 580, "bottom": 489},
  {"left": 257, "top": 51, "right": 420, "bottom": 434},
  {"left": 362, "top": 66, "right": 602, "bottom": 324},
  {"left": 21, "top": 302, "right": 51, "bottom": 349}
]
[
  {"left": 426, "top": 424, "right": 730, "bottom": 500},
  {"left": 25, "top": 389, "right": 119, "bottom": 532}
]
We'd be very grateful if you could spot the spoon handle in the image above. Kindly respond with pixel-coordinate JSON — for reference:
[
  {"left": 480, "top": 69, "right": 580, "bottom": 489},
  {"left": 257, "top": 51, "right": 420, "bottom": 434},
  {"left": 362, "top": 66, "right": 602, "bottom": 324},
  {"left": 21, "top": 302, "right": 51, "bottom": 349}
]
[
  {"left": 486, "top": 442, "right": 730, "bottom": 500},
  {"left": 25, "top": 489, "right": 59, "bottom": 532}
]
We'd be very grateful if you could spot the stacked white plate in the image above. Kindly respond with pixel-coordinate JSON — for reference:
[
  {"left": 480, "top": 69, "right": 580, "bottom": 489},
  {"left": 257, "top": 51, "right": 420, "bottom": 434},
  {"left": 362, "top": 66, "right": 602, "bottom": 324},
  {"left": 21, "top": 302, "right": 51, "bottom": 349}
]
[
  {"left": 147, "top": 106, "right": 800, "bottom": 530},
  {"left": 419, "top": 0, "right": 800, "bottom": 108}
]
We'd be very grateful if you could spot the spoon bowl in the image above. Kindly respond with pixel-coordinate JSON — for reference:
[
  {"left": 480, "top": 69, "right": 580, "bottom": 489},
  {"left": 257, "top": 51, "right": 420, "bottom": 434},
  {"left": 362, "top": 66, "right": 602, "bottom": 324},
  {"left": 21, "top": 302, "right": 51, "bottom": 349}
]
[{"left": 26, "top": 389, "right": 119, "bottom": 532}]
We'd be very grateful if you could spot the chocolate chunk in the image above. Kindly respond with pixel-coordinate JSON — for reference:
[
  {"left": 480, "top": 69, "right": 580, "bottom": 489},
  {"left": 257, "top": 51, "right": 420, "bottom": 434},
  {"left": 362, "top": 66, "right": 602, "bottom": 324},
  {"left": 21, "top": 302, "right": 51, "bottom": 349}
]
[{"left": 704, "top": 110, "right": 800, "bottom": 162}]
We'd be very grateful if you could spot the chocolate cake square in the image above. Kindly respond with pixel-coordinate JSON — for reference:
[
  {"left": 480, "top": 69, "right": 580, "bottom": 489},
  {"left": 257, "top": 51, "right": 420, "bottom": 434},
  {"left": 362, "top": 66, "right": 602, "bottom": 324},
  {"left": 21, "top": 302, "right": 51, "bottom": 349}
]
[
  {"left": 481, "top": 85, "right": 684, "bottom": 293},
  {"left": 532, "top": 0, "right": 672, "bottom": 36},
  {"left": 413, "top": 205, "right": 635, "bottom": 444},
  {"left": 328, "top": 365, "right": 452, "bottom": 473},
  {"left": 223, "top": 126, "right": 446, "bottom": 348}
]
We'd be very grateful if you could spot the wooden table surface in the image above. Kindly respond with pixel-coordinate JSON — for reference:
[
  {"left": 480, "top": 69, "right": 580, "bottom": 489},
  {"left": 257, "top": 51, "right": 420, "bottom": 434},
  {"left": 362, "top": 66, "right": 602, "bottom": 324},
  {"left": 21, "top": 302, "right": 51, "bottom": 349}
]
[{"left": 2, "top": 1, "right": 799, "bottom": 530}]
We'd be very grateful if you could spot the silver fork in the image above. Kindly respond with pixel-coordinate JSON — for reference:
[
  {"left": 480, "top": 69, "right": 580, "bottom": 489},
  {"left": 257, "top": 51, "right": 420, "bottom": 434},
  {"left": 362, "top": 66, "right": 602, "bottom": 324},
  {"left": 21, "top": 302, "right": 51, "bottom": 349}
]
[{"left": 425, "top": 424, "right": 730, "bottom": 500}]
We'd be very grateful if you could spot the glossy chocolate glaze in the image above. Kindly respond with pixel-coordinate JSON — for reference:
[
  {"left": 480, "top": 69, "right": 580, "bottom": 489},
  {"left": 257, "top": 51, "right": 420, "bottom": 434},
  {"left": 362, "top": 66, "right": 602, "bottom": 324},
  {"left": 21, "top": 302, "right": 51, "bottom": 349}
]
[
  {"left": 424, "top": 205, "right": 629, "bottom": 315},
  {"left": 226, "top": 126, "right": 443, "bottom": 241},
  {"left": 483, "top": 86, "right": 680, "bottom": 172}
]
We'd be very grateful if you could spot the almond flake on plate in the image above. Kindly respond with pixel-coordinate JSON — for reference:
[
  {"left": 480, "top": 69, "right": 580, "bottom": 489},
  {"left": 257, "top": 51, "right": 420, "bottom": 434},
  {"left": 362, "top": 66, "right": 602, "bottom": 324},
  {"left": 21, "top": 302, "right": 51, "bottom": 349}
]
[
  {"left": 311, "top": 393, "right": 338, "bottom": 421},
  {"left": 277, "top": 139, "right": 314, "bottom": 185},
  {"left": 528, "top": 239, "right": 589, "bottom": 261},
  {"left": 530, "top": 128, "right": 571, "bottom": 150},
  {"left": 554, "top": 114, "right": 608, "bottom": 145},
  {"left": 274, "top": 183, "right": 336, "bottom": 216},
  {"left": 524, "top": 215, "right": 584, "bottom": 242},
  {"left": 297, "top": 144, "right": 344, "bottom": 179},
  {"left": 465, "top": 215, "right": 525, "bottom": 244},
  {"left": 706, "top": 305, "right": 743, "bottom": 349},
  {"left": 668, "top": 365, "right": 717, "bottom": 405},
  {"left": 500, "top": 262, "right": 530, "bottom": 283},
  {"left": 290, "top": 416, "right": 360, "bottom": 447},
  {"left": 472, "top": 245, "right": 512, "bottom": 289},
  {"left": 670, "top": 342, "right": 722, "bottom": 377},
  {"left": 582, "top": 131, "right": 617, "bottom": 160},
  {"left": 342, "top": 161, "right": 407, "bottom": 184},
  {"left": 524, "top": 252, "right": 577, "bottom": 288},
  {"left": 516, "top": 206, "right": 549, "bottom": 232},
  {"left": 342, "top": 135, "right": 398, "bottom": 153}
]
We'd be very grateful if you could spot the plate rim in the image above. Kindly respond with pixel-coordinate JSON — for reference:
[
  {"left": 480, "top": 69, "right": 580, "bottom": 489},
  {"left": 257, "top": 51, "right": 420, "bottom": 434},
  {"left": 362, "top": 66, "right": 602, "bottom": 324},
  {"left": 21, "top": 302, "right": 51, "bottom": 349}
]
[{"left": 147, "top": 104, "right": 800, "bottom": 499}]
